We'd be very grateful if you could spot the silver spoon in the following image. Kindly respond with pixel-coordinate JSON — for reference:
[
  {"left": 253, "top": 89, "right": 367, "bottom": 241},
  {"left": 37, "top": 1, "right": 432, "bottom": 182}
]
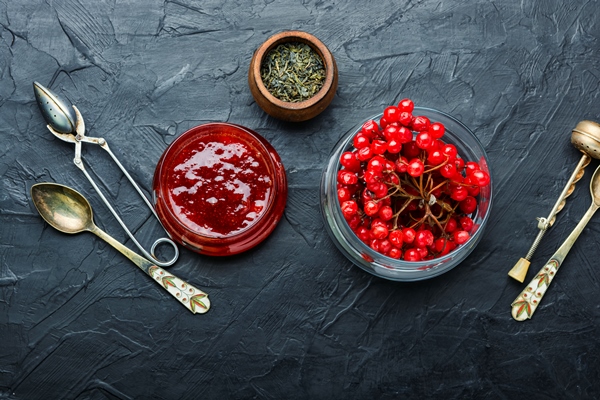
[
  {"left": 30, "top": 182, "right": 210, "bottom": 314},
  {"left": 511, "top": 164, "right": 600, "bottom": 321}
]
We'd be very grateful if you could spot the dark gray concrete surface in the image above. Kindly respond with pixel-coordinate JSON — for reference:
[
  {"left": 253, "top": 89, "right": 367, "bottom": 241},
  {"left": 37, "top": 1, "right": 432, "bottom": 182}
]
[{"left": 1, "top": 1, "right": 600, "bottom": 399}]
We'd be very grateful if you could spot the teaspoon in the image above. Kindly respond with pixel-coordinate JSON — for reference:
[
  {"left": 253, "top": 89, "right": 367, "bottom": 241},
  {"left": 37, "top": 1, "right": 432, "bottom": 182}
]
[
  {"left": 511, "top": 164, "right": 600, "bottom": 321},
  {"left": 30, "top": 182, "right": 210, "bottom": 314}
]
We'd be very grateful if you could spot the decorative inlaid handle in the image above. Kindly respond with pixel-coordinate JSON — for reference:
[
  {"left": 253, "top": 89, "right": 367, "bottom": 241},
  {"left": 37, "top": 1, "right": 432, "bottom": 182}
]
[
  {"left": 147, "top": 265, "right": 210, "bottom": 314},
  {"left": 91, "top": 226, "right": 210, "bottom": 314},
  {"left": 511, "top": 201, "right": 599, "bottom": 321},
  {"left": 511, "top": 259, "right": 560, "bottom": 321}
]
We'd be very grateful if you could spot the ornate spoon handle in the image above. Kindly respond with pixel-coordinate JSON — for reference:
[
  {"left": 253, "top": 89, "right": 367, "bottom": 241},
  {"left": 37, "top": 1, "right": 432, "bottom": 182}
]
[
  {"left": 91, "top": 225, "right": 210, "bottom": 314},
  {"left": 508, "top": 154, "right": 591, "bottom": 282},
  {"left": 146, "top": 264, "right": 210, "bottom": 314},
  {"left": 511, "top": 202, "right": 598, "bottom": 321}
]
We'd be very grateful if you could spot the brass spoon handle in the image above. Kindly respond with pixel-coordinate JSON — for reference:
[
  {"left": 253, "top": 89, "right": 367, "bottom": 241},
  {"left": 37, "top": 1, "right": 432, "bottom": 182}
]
[
  {"left": 511, "top": 202, "right": 599, "bottom": 321},
  {"left": 90, "top": 225, "right": 210, "bottom": 314},
  {"left": 508, "top": 154, "right": 591, "bottom": 282},
  {"left": 544, "top": 153, "right": 590, "bottom": 228}
]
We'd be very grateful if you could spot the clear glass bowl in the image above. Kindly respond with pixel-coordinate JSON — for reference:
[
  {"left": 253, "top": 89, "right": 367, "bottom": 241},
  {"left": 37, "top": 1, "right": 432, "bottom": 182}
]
[{"left": 320, "top": 107, "right": 493, "bottom": 281}]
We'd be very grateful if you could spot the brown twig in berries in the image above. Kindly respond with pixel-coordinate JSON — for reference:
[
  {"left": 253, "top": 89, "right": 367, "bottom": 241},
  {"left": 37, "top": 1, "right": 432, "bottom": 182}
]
[
  {"left": 427, "top": 179, "right": 449, "bottom": 198},
  {"left": 391, "top": 197, "right": 418, "bottom": 229},
  {"left": 423, "top": 158, "right": 450, "bottom": 174}
]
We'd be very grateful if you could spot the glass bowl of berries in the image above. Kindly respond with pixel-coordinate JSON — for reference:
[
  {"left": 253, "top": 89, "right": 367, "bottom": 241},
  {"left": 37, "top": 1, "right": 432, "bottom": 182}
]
[{"left": 320, "top": 100, "right": 492, "bottom": 281}]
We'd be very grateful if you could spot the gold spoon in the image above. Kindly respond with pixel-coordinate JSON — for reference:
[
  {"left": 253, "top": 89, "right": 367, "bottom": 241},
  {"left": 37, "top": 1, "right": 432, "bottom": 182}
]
[
  {"left": 511, "top": 164, "right": 600, "bottom": 321},
  {"left": 30, "top": 182, "right": 210, "bottom": 314}
]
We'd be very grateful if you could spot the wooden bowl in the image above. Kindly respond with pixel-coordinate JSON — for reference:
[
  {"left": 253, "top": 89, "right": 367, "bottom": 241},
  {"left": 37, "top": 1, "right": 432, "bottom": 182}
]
[{"left": 248, "top": 31, "right": 338, "bottom": 122}]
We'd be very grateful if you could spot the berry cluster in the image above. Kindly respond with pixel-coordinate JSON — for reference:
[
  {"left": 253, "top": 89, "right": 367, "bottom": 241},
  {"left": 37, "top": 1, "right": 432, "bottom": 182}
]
[{"left": 338, "top": 99, "right": 490, "bottom": 261}]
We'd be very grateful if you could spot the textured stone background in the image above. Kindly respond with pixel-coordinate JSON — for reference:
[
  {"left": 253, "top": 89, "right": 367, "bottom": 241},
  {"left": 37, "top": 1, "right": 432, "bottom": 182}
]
[{"left": 1, "top": 1, "right": 600, "bottom": 399}]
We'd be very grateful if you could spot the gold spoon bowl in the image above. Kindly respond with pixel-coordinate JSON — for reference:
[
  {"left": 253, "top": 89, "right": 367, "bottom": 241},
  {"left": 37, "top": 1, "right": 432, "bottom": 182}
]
[{"left": 30, "top": 183, "right": 210, "bottom": 314}]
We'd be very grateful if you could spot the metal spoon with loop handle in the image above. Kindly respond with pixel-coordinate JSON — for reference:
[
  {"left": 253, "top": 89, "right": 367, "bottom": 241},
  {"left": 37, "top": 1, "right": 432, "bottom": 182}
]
[
  {"left": 511, "top": 163, "right": 600, "bottom": 320},
  {"left": 30, "top": 183, "right": 209, "bottom": 314},
  {"left": 508, "top": 120, "right": 600, "bottom": 283},
  {"left": 33, "top": 81, "right": 179, "bottom": 267}
]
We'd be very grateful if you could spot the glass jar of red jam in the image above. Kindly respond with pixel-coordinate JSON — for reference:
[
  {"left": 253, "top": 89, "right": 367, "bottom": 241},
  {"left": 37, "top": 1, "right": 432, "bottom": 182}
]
[{"left": 153, "top": 123, "right": 287, "bottom": 256}]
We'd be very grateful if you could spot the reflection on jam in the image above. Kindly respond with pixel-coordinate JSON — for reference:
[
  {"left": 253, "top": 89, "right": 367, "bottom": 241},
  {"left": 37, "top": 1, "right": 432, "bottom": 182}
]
[{"left": 167, "top": 133, "right": 272, "bottom": 237}]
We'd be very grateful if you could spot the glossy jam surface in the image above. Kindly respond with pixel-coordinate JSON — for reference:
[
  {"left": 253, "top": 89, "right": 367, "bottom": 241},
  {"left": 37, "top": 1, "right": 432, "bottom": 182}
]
[
  {"left": 154, "top": 122, "right": 287, "bottom": 256},
  {"left": 166, "top": 132, "right": 272, "bottom": 237}
]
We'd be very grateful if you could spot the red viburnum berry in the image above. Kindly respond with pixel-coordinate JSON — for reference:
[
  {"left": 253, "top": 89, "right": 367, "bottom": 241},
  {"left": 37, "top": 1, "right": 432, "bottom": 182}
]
[
  {"left": 387, "top": 139, "right": 402, "bottom": 154},
  {"left": 444, "top": 218, "right": 458, "bottom": 233},
  {"left": 402, "top": 227, "right": 416, "bottom": 244},
  {"left": 383, "top": 106, "right": 400, "bottom": 124},
  {"left": 341, "top": 200, "right": 358, "bottom": 219},
  {"left": 465, "top": 161, "right": 480, "bottom": 176},
  {"left": 412, "top": 115, "right": 431, "bottom": 132},
  {"left": 353, "top": 133, "right": 370, "bottom": 149},
  {"left": 429, "top": 122, "right": 445, "bottom": 139},
  {"left": 416, "top": 131, "right": 434, "bottom": 150},
  {"left": 361, "top": 119, "right": 379, "bottom": 138},
  {"left": 415, "top": 230, "right": 434, "bottom": 248},
  {"left": 337, "top": 187, "right": 352, "bottom": 203},
  {"left": 440, "top": 163, "right": 457, "bottom": 179},
  {"left": 395, "top": 156, "right": 408, "bottom": 173},
  {"left": 459, "top": 197, "right": 478, "bottom": 214},
  {"left": 453, "top": 230, "right": 470, "bottom": 245},
  {"left": 388, "top": 230, "right": 403, "bottom": 247},
  {"left": 364, "top": 200, "right": 381, "bottom": 216},
  {"left": 340, "top": 151, "right": 361, "bottom": 172},
  {"left": 378, "top": 205, "right": 394, "bottom": 221},
  {"left": 371, "top": 139, "right": 388, "bottom": 155},
  {"left": 407, "top": 159, "right": 424, "bottom": 177},
  {"left": 460, "top": 216, "right": 474, "bottom": 231},
  {"left": 397, "top": 126, "right": 413, "bottom": 143},
  {"left": 471, "top": 170, "right": 491, "bottom": 187},
  {"left": 388, "top": 247, "right": 402, "bottom": 259},
  {"left": 404, "top": 248, "right": 421, "bottom": 261},
  {"left": 398, "top": 98, "right": 414, "bottom": 113},
  {"left": 371, "top": 224, "right": 389, "bottom": 240},
  {"left": 427, "top": 149, "right": 445, "bottom": 166},
  {"left": 337, "top": 170, "right": 358, "bottom": 185}
]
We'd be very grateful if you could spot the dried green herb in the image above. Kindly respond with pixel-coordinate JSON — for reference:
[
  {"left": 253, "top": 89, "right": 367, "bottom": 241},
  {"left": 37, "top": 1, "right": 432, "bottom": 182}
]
[{"left": 260, "top": 42, "right": 326, "bottom": 103}]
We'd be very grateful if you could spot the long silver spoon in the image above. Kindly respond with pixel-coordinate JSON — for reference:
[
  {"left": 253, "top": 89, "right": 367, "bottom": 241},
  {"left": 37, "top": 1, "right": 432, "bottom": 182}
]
[
  {"left": 511, "top": 164, "right": 600, "bottom": 321},
  {"left": 30, "top": 182, "right": 210, "bottom": 314}
]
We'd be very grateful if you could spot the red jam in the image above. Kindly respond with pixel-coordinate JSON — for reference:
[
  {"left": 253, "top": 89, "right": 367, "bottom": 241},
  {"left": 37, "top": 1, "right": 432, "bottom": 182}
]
[
  {"left": 168, "top": 133, "right": 272, "bottom": 236},
  {"left": 153, "top": 123, "right": 287, "bottom": 256}
]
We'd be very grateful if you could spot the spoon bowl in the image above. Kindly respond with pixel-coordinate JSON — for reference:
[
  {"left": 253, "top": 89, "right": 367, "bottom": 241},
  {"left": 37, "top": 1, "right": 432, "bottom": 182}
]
[
  {"left": 31, "top": 183, "right": 93, "bottom": 234},
  {"left": 30, "top": 182, "right": 210, "bottom": 314},
  {"left": 571, "top": 120, "right": 600, "bottom": 159},
  {"left": 33, "top": 82, "right": 77, "bottom": 135}
]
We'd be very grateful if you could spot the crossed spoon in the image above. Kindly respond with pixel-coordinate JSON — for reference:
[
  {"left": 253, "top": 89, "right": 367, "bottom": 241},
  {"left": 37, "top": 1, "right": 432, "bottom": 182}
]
[
  {"left": 511, "top": 164, "right": 600, "bottom": 321},
  {"left": 31, "top": 182, "right": 210, "bottom": 314}
]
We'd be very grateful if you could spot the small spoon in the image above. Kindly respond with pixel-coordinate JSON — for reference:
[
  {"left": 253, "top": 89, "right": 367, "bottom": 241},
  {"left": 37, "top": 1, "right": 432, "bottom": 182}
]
[
  {"left": 30, "top": 182, "right": 210, "bottom": 314},
  {"left": 511, "top": 164, "right": 600, "bottom": 321}
]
